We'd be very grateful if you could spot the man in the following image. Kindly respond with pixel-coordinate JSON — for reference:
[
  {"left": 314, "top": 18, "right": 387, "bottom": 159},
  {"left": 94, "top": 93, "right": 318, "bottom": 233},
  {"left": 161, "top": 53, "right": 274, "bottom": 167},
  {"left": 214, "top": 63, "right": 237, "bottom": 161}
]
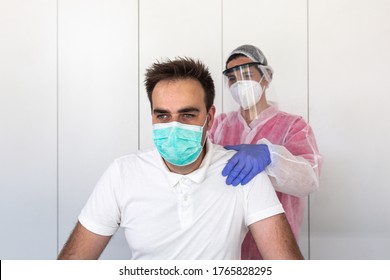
[
  {"left": 209, "top": 44, "right": 322, "bottom": 259},
  {"left": 58, "top": 57, "right": 303, "bottom": 260}
]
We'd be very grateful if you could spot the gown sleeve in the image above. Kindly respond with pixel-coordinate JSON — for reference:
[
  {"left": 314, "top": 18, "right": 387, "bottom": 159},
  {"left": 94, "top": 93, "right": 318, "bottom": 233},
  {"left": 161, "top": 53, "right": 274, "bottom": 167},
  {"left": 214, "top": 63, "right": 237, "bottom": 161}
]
[{"left": 259, "top": 118, "right": 322, "bottom": 197}]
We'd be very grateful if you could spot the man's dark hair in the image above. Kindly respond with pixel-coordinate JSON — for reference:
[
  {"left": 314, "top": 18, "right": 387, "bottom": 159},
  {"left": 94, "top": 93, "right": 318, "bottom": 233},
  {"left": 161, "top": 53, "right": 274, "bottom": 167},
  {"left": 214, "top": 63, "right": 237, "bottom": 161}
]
[{"left": 144, "top": 57, "right": 215, "bottom": 111}]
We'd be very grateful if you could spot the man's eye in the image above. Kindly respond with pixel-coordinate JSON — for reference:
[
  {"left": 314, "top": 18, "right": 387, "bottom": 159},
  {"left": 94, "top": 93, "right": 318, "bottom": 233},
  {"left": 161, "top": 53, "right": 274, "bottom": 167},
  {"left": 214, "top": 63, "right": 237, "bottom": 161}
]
[
  {"left": 183, "top": 114, "right": 195, "bottom": 119},
  {"left": 156, "top": 114, "right": 168, "bottom": 120}
]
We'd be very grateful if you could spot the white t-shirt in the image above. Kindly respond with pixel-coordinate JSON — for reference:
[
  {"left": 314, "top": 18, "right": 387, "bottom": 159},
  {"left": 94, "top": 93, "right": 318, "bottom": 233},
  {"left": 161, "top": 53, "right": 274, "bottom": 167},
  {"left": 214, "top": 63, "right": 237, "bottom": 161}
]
[{"left": 79, "top": 140, "right": 284, "bottom": 259}]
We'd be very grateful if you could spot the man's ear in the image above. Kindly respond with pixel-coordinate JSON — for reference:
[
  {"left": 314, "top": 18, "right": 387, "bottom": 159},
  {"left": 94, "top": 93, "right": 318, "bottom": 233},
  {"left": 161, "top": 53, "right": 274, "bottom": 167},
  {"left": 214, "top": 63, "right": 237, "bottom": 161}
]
[{"left": 206, "top": 105, "right": 216, "bottom": 130}]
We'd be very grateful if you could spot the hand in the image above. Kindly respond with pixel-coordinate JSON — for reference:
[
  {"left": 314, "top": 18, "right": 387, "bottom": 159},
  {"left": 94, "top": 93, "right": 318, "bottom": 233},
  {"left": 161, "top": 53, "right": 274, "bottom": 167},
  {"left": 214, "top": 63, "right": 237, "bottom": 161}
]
[{"left": 223, "top": 144, "right": 271, "bottom": 186}]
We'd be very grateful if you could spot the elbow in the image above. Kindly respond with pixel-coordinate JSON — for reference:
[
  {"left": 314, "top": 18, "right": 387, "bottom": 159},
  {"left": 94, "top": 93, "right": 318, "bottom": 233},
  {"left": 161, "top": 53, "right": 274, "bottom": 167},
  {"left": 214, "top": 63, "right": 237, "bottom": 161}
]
[
  {"left": 294, "top": 176, "right": 320, "bottom": 197},
  {"left": 272, "top": 175, "right": 320, "bottom": 198}
]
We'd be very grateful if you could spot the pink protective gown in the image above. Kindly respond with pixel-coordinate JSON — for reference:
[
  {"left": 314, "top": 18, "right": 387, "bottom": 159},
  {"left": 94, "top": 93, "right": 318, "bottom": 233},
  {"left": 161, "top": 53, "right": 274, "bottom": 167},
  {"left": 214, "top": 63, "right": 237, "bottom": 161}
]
[{"left": 208, "top": 104, "right": 322, "bottom": 259}]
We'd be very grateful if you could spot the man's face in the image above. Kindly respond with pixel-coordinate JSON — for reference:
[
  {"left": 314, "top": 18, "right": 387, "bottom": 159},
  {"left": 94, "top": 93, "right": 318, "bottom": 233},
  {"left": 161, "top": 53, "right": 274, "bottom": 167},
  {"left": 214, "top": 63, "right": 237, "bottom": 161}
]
[{"left": 151, "top": 79, "right": 214, "bottom": 129}]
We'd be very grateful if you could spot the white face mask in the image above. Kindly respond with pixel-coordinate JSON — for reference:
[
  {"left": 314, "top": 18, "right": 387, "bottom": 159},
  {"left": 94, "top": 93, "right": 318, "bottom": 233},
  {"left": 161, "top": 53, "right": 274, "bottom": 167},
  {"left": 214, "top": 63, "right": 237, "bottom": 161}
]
[{"left": 229, "top": 80, "right": 264, "bottom": 109}]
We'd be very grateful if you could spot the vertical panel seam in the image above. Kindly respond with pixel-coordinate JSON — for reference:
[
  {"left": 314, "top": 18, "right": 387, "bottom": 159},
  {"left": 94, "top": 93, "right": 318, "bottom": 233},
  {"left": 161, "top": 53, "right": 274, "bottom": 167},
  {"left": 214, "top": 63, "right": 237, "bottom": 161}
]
[
  {"left": 56, "top": 0, "right": 60, "bottom": 257},
  {"left": 307, "top": 0, "right": 311, "bottom": 260},
  {"left": 221, "top": 0, "right": 224, "bottom": 112},
  {"left": 137, "top": 0, "right": 140, "bottom": 150}
]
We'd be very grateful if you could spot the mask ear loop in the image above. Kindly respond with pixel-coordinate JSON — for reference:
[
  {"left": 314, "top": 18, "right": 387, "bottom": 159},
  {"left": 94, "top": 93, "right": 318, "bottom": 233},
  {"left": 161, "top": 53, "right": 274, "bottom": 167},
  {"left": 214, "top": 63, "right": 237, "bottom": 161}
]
[
  {"left": 258, "top": 75, "right": 265, "bottom": 87},
  {"left": 202, "top": 115, "right": 208, "bottom": 127},
  {"left": 201, "top": 116, "right": 209, "bottom": 147}
]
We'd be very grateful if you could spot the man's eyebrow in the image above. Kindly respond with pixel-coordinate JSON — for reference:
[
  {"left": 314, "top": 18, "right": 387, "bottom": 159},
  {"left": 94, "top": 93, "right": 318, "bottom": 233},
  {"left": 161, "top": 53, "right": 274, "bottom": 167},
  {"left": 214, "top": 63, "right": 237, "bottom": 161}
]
[
  {"left": 153, "top": 108, "right": 169, "bottom": 114},
  {"left": 177, "top": 107, "right": 199, "bottom": 113},
  {"left": 153, "top": 107, "right": 200, "bottom": 114}
]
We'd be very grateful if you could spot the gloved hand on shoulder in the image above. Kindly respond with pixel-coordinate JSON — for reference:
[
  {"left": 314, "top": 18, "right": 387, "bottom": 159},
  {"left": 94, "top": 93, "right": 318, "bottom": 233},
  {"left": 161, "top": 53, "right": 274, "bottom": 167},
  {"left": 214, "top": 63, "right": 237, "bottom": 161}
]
[{"left": 223, "top": 144, "right": 271, "bottom": 186}]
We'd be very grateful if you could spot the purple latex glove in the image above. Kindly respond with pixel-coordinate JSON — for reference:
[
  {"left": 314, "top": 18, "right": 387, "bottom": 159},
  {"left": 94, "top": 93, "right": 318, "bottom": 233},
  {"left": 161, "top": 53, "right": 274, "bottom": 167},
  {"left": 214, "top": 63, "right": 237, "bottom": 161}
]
[{"left": 223, "top": 144, "right": 271, "bottom": 186}]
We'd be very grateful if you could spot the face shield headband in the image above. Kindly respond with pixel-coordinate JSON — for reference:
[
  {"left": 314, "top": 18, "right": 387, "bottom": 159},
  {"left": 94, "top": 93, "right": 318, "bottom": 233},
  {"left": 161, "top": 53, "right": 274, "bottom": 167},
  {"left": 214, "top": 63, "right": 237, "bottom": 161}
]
[
  {"left": 223, "top": 62, "right": 272, "bottom": 86},
  {"left": 223, "top": 62, "right": 263, "bottom": 76}
]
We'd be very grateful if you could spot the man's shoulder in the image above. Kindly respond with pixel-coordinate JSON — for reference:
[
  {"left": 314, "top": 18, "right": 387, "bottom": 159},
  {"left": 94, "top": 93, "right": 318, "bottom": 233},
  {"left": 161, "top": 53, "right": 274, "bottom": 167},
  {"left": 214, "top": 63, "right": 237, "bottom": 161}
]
[
  {"left": 208, "top": 143, "right": 237, "bottom": 163},
  {"left": 112, "top": 147, "right": 160, "bottom": 169}
]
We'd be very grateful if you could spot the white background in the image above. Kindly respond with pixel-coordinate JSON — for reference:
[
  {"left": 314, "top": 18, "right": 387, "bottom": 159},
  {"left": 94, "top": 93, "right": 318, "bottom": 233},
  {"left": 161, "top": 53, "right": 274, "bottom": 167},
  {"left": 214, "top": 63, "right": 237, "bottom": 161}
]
[{"left": 0, "top": 0, "right": 389, "bottom": 259}]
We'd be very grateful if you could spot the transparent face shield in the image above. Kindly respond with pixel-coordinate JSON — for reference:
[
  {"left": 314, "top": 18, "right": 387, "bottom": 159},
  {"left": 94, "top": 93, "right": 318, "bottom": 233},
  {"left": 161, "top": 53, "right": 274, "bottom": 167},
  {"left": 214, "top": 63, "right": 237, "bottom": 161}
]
[{"left": 223, "top": 62, "right": 277, "bottom": 121}]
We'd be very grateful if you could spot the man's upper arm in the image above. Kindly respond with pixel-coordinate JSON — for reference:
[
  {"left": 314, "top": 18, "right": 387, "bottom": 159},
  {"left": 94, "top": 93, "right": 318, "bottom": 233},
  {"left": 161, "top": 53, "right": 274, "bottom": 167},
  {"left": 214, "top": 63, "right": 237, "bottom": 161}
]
[
  {"left": 58, "top": 222, "right": 112, "bottom": 260},
  {"left": 249, "top": 213, "right": 304, "bottom": 260}
]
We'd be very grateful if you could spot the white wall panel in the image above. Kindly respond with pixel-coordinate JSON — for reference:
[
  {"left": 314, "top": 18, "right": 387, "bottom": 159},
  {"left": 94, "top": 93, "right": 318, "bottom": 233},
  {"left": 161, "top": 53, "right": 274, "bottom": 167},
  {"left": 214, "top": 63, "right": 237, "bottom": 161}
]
[
  {"left": 309, "top": 0, "right": 390, "bottom": 259},
  {"left": 0, "top": 0, "right": 57, "bottom": 259},
  {"left": 2, "top": 0, "right": 389, "bottom": 260},
  {"left": 139, "top": 0, "right": 222, "bottom": 149},
  {"left": 58, "top": 0, "right": 138, "bottom": 259},
  {"left": 223, "top": 0, "right": 310, "bottom": 258}
]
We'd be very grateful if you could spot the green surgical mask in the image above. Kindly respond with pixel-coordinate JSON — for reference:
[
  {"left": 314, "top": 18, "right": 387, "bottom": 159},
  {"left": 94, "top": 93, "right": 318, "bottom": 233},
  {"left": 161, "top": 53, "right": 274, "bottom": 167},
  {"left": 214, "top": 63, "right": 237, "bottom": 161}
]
[{"left": 152, "top": 119, "right": 207, "bottom": 166}]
